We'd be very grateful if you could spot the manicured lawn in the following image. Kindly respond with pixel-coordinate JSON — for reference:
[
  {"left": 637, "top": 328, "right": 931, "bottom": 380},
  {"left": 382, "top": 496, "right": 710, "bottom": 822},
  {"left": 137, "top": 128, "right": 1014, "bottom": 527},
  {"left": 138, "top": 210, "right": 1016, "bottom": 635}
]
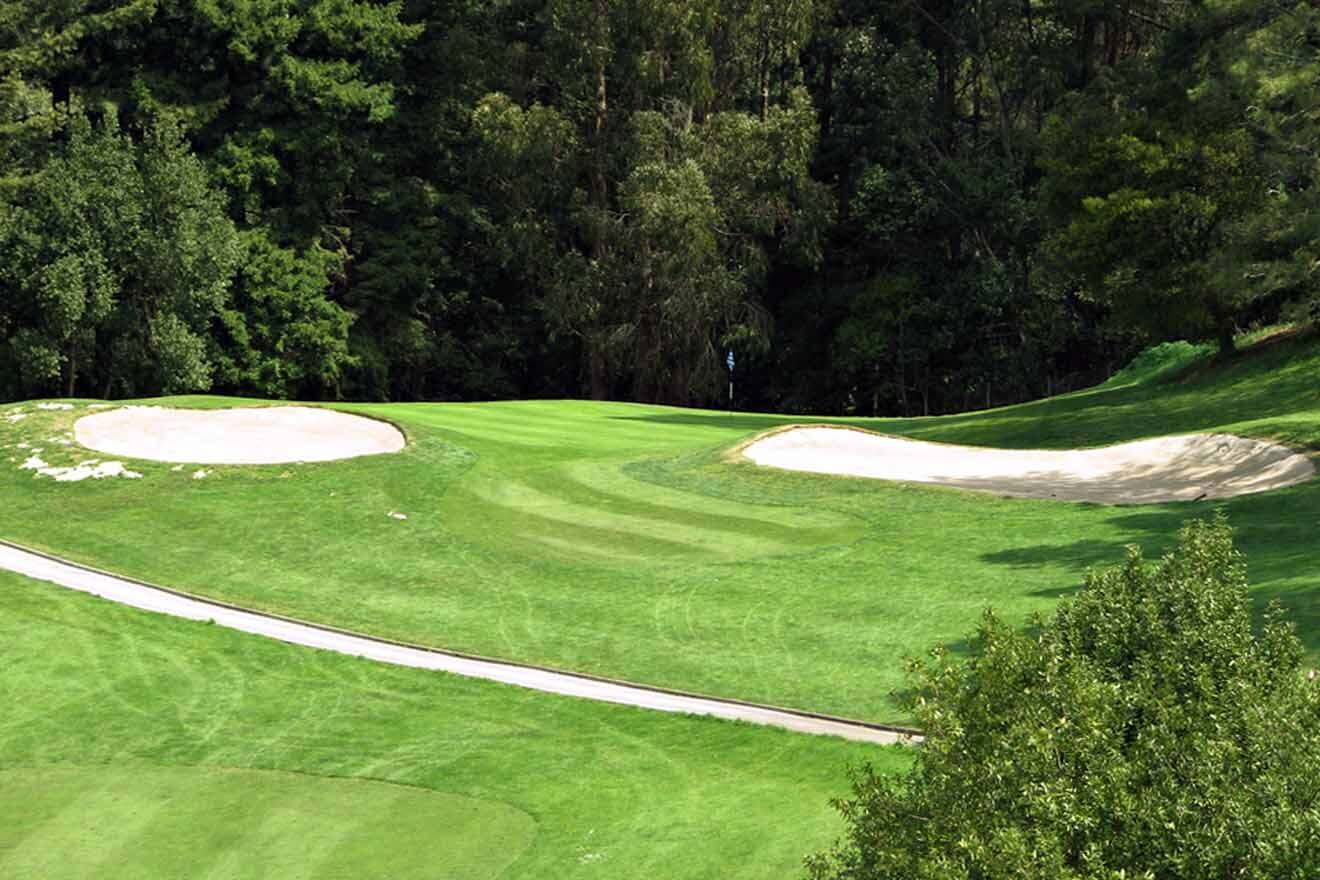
[
  {"left": 4, "top": 332, "right": 1317, "bottom": 876},
  {"left": 0, "top": 766, "right": 535, "bottom": 879},
  {"left": 2, "top": 332, "right": 1318, "bottom": 722},
  {"left": 0, "top": 572, "right": 906, "bottom": 878}
]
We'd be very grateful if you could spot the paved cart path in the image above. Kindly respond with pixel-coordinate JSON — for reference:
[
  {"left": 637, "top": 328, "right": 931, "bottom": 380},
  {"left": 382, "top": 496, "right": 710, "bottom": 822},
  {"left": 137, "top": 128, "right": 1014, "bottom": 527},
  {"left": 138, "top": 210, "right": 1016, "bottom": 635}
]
[{"left": 0, "top": 540, "right": 918, "bottom": 746}]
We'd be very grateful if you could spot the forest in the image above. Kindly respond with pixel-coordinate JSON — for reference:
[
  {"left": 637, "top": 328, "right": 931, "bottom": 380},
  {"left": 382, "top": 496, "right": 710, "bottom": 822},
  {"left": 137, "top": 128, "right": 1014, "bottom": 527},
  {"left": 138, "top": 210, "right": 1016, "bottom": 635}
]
[{"left": 1, "top": 0, "right": 1316, "bottom": 414}]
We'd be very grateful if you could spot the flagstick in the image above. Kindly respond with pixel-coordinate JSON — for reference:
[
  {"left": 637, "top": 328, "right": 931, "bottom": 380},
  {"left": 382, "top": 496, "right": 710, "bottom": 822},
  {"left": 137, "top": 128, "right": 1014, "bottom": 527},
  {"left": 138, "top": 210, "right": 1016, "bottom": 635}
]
[{"left": 726, "top": 349, "right": 735, "bottom": 417}]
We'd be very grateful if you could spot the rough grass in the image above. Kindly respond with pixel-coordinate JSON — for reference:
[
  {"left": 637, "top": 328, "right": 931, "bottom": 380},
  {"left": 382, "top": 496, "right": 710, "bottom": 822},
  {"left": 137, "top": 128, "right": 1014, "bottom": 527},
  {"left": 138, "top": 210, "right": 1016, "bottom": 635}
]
[
  {"left": 0, "top": 572, "right": 907, "bottom": 878},
  {"left": 1, "top": 331, "right": 1318, "bottom": 723}
]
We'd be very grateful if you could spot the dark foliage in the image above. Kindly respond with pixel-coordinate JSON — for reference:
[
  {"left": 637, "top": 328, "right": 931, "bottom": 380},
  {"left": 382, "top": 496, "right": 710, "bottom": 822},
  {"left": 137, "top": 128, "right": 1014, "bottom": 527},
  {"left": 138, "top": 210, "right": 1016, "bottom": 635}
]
[{"left": 1, "top": 0, "right": 1313, "bottom": 408}]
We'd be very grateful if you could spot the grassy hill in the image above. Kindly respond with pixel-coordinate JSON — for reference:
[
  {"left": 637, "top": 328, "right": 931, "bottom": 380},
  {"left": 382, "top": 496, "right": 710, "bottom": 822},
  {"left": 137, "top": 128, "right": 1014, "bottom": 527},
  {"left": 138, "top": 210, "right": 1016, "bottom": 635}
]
[
  {"left": 2, "top": 330, "right": 1317, "bottom": 725},
  {"left": 4, "top": 330, "right": 1319, "bottom": 876}
]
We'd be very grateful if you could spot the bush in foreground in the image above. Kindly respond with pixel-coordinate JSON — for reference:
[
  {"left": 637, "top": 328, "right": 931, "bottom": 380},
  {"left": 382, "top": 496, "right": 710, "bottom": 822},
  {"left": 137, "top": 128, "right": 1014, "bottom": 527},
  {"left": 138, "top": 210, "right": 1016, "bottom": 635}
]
[{"left": 808, "top": 516, "right": 1320, "bottom": 879}]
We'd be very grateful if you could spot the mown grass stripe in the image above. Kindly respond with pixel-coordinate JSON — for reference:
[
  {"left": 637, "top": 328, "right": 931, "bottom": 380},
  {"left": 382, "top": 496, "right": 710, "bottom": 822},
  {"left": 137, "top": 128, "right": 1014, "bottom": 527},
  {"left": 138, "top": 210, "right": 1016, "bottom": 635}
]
[{"left": 0, "top": 766, "right": 539, "bottom": 880}]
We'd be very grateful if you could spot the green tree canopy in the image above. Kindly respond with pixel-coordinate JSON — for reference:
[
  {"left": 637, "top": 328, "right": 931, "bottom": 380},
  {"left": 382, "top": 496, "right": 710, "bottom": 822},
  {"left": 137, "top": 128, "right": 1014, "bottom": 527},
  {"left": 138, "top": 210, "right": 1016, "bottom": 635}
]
[
  {"left": 3, "top": 0, "right": 1318, "bottom": 410},
  {"left": 808, "top": 516, "right": 1320, "bottom": 880},
  {"left": 0, "top": 108, "right": 239, "bottom": 398},
  {"left": 1039, "top": 2, "right": 1293, "bottom": 354}
]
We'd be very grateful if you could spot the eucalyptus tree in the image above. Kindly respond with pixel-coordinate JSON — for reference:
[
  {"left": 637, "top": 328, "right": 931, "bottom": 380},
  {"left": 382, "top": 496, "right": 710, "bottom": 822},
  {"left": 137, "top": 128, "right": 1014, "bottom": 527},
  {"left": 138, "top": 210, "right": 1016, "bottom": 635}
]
[
  {"left": 0, "top": 75, "right": 60, "bottom": 192},
  {"left": 1208, "top": 0, "right": 1320, "bottom": 329},
  {"left": 1, "top": 0, "right": 1301, "bottom": 408},
  {"left": 0, "top": 0, "right": 421, "bottom": 399},
  {"left": 790, "top": 0, "right": 1190, "bottom": 415},
  {"left": 470, "top": 0, "right": 827, "bottom": 404},
  {"left": 0, "top": 110, "right": 239, "bottom": 398},
  {"left": 804, "top": 0, "right": 1048, "bottom": 413},
  {"left": 709, "top": 0, "right": 818, "bottom": 118}
]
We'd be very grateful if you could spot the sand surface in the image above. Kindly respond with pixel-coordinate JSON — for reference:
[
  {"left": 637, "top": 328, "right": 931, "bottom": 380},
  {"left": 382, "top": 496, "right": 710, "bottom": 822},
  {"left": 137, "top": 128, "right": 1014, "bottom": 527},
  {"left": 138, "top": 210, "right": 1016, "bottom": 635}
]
[
  {"left": 742, "top": 427, "right": 1314, "bottom": 504},
  {"left": 74, "top": 406, "right": 405, "bottom": 465}
]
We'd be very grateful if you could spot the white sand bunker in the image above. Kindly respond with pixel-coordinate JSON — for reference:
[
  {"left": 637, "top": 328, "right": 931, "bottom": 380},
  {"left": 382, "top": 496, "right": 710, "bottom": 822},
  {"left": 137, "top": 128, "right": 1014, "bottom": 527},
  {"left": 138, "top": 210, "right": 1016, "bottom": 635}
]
[
  {"left": 74, "top": 406, "right": 405, "bottom": 465},
  {"left": 742, "top": 426, "right": 1315, "bottom": 504}
]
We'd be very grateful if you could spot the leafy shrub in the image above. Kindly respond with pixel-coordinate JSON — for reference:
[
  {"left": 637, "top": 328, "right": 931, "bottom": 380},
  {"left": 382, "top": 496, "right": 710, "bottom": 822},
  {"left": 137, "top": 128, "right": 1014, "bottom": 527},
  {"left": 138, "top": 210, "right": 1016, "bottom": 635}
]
[
  {"left": 1099, "top": 341, "right": 1213, "bottom": 389},
  {"left": 808, "top": 516, "right": 1320, "bottom": 880}
]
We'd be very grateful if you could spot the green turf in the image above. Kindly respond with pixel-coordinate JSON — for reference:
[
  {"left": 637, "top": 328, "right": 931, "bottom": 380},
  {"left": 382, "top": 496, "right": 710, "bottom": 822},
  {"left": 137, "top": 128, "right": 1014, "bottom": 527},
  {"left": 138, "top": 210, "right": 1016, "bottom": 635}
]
[
  {"left": 0, "top": 571, "right": 907, "bottom": 878},
  {"left": 2, "top": 330, "right": 1318, "bottom": 722},
  {"left": 0, "top": 766, "right": 534, "bottom": 879}
]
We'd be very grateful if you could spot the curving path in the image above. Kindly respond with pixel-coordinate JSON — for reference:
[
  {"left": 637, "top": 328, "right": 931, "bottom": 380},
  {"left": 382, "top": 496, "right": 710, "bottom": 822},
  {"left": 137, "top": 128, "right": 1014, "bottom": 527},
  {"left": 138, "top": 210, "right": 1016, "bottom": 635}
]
[{"left": 0, "top": 539, "right": 918, "bottom": 746}]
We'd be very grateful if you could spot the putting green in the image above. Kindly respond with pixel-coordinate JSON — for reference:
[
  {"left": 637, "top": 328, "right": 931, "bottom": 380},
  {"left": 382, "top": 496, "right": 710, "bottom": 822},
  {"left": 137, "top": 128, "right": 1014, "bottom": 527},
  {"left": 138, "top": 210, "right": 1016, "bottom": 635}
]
[{"left": 0, "top": 765, "right": 535, "bottom": 879}]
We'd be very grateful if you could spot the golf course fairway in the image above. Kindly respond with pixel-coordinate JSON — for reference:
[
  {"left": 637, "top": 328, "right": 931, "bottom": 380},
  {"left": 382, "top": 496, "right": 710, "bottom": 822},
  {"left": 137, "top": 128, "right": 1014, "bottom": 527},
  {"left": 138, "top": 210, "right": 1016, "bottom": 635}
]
[
  {"left": 1, "top": 334, "right": 1319, "bottom": 724},
  {"left": 3, "top": 332, "right": 1319, "bottom": 875},
  {"left": 0, "top": 569, "right": 906, "bottom": 878}
]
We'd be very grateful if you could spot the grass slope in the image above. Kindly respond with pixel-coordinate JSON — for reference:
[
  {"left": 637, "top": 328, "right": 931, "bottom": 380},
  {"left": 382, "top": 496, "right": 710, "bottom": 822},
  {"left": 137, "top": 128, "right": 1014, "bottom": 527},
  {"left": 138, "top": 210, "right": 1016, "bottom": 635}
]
[
  {"left": 2, "top": 332, "right": 1318, "bottom": 721},
  {"left": 0, "top": 571, "right": 906, "bottom": 878}
]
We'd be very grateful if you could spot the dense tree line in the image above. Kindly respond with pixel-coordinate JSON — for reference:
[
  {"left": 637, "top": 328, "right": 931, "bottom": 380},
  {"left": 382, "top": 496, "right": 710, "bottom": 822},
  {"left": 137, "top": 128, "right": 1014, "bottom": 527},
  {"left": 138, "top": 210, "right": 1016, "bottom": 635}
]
[{"left": 1, "top": 0, "right": 1316, "bottom": 412}]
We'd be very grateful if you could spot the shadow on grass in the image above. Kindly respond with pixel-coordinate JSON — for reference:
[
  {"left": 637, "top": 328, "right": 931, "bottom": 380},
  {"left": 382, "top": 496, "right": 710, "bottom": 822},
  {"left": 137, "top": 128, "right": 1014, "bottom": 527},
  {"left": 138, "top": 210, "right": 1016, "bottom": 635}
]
[
  {"left": 981, "top": 490, "right": 1320, "bottom": 656},
  {"left": 1028, "top": 583, "right": 1086, "bottom": 600},
  {"left": 977, "top": 508, "right": 1189, "bottom": 588},
  {"left": 980, "top": 537, "right": 1165, "bottom": 572},
  {"left": 1228, "top": 488, "right": 1320, "bottom": 656},
  {"left": 1255, "top": 581, "right": 1320, "bottom": 656},
  {"left": 885, "top": 637, "right": 975, "bottom": 710}
]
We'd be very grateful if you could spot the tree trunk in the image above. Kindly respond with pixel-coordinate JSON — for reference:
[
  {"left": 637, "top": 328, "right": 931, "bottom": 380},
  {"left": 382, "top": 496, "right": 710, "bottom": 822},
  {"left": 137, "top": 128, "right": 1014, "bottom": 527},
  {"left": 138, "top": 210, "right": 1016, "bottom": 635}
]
[
  {"left": 589, "top": 341, "right": 608, "bottom": 400},
  {"left": 897, "top": 317, "right": 909, "bottom": 416},
  {"left": 819, "top": 34, "right": 835, "bottom": 138},
  {"left": 587, "top": 0, "right": 609, "bottom": 251},
  {"left": 1217, "top": 321, "right": 1236, "bottom": 355},
  {"left": 587, "top": 2, "right": 610, "bottom": 401},
  {"left": 758, "top": 15, "right": 771, "bottom": 121},
  {"left": 63, "top": 343, "right": 77, "bottom": 399},
  {"left": 592, "top": 61, "right": 608, "bottom": 251},
  {"left": 1080, "top": 14, "right": 1097, "bottom": 88}
]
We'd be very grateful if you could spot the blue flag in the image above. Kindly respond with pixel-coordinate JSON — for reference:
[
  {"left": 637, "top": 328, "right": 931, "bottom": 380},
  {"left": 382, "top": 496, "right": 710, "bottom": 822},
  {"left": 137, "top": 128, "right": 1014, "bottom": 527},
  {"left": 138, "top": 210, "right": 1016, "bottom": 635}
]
[{"left": 726, "top": 350, "right": 735, "bottom": 371}]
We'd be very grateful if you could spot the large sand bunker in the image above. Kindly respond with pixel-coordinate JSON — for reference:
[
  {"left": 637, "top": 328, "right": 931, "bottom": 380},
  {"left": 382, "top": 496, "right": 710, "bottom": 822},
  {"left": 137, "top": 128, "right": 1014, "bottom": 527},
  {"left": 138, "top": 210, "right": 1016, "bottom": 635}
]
[
  {"left": 742, "top": 426, "right": 1314, "bottom": 504},
  {"left": 74, "top": 406, "right": 405, "bottom": 465}
]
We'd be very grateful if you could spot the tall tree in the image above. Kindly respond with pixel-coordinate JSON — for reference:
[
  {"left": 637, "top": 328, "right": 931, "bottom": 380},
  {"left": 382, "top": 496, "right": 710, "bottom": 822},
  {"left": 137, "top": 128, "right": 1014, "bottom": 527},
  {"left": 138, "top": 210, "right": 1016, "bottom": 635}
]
[
  {"left": 1, "top": 0, "right": 421, "bottom": 398},
  {"left": 1041, "top": 2, "right": 1274, "bottom": 354},
  {"left": 1205, "top": 0, "right": 1320, "bottom": 329},
  {"left": 0, "top": 109, "right": 239, "bottom": 398}
]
